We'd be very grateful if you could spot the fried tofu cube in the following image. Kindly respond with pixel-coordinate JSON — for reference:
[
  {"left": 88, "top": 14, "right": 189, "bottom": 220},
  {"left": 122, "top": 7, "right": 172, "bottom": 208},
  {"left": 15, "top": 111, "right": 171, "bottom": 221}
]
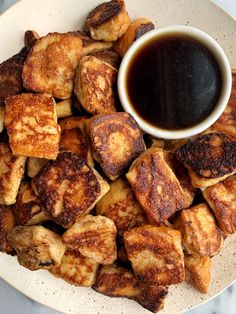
[
  {"left": 174, "top": 203, "right": 224, "bottom": 256},
  {"left": 163, "top": 151, "right": 196, "bottom": 208},
  {"left": 0, "top": 143, "right": 26, "bottom": 205},
  {"left": 203, "top": 175, "right": 236, "bottom": 235},
  {"left": 63, "top": 215, "right": 117, "bottom": 264},
  {"left": 59, "top": 117, "right": 93, "bottom": 167},
  {"left": 114, "top": 18, "right": 154, "bottom": 57},
  {"left": 50, "top": 249, "right": 99, "bottom": 286},
  {"left": 24, "top": 30, "right": 40, "bottom": 48},
  {"left": 96, "top": 178, "right": 147, "bottom": 236},
  {"left": 124, "top": 225, "right": 185, "bottom": 285},
  {"left": 13, "top": 181, "right": 50, "bottom": 226},
  {"left": 0, "top": 205, "right": 15, "bottom": 253},
  {"left": 176, "top": 133, "right": 236, "bottom": 188},
  {"left": 0, "top": 47, "right": 28, "bottom": 106},
  {"left": 207, "top": 70, "right": 236, "bottom": 137},
  {"left": 86, "top": 0, "right": 131, "bottom": 42},
  {"left": 74, "top": 56, "right": 117, "bottom": 115},
  {"left": 23, "top": 32, "right": 82, "bottom": 99},
  {"left": 185, "top": 255, "right": 212, "bottom": 294},
  {"left": 4, "top": 93, "right": 60, "bottom": 159},
  {"left": 27, "top": 157, "right": 48, "bottom": 178},
  {"left": 86, "top": 112, "right": 145, "bottom": 180},
  {"left": 7, "top": 225, "right": 66, "bottom": 270},
  {"left": 56, "top": 99, "right": 73, "bottom": 119},
  {"left": 0, "top": 106, "right": 4, "bottom": 133},
  {"left": 89, "top": 49, "right": 121, "bottom": 69},
  {"left": 33, "top": 152, "right": 109, "bottom": 227},
  {"left": 126, "top": 148, "right": 189, "bottom": 223},
  {"left": 94, "top": 264, "right": 168, "bottom": 313},
  {"left": 77, "top": 31, "right": 113, "bottom": 55}
]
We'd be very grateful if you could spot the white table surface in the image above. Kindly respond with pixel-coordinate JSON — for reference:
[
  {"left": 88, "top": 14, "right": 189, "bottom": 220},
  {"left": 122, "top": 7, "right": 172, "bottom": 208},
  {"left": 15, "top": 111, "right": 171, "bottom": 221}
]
[{"left": 0, "top": 0, "right": 236, "bottom": 313}]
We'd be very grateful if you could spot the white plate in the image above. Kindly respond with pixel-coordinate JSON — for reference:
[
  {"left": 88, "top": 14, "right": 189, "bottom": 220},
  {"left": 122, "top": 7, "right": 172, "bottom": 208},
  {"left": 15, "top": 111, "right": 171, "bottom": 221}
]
[{"left": 0, "top": 1, "right": 236, "bottom": 313}]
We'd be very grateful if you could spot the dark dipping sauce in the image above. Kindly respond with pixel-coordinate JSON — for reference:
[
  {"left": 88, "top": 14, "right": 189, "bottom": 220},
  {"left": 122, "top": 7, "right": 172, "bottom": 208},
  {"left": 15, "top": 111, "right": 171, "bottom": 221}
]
[{"left": 126, "top": 35, "right": 222, "bottom": 130}]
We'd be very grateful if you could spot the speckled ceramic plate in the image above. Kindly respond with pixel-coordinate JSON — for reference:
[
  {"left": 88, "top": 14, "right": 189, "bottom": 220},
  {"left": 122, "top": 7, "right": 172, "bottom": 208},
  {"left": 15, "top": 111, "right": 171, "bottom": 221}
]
[{"left": 0, "top": 1, "right": 236, "bottom": 313}]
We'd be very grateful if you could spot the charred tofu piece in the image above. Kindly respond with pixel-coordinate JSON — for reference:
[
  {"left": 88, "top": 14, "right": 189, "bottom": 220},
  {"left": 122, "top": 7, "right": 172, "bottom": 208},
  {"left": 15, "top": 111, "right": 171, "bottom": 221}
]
[
  {"left": 24, "top": 30, "right": 40, "bottom": 48},
  {"left": 27, "top": 157, "right": 48, "bottom": 178},
  {"left": 59, "top": 117, "right": 93, "bottom": 167},
  {"left": 77, "top": 31, "right": 113, "bottom": 55},
  {"left": 63, "top": 215, "right": 117, "bottom": 264},
  {"left": 4, "top": 93, "right": 60, "bottom": 159},
  {"left": 74, "top": 56, "right": 117, "bottom": 115},
  {"left": 86, "top": 0, "right": 131, "bottom": 41},
  {"left": 0, "top": 143, "right": 26, "bottom": 205},
  {"left": 7, "top": 225, "right": 66, "bottom": 270},
  {"left": 203, "top": 175, "right": 236, "bottom": 235},
  {"left": 124, "top": 225, "right": 185, "bottom": 285},
  {"left": 96, "top": 178, "right": 147, "bottom": 236},
  {"left": 0, "top": 106, "right": 4, "bottom": 133},
  {"left": 89, "top": 49, "right": 121, "bottom": 69},
  {"left": 0, "top": 47, "right": 28, "bottom": 106},
  {"left": 163, "top": 151, "right": 196, "bottom": 209},
  {"left": 13, "top": 181, "right": 50, "bottom": 226},
  {"left": 174, "top": 203, "right": 224, "bottom": 256},
  {"left": 126, "top": 148, "right": 189, "bottom": 223},
  {"left": 176, "top": 133, "right": 236, "bottom": 188},
  {"left": 114, "top": 18, "right": 154, "bottom": 57},
  {"left": 86, "top": 112, "right": 145, "bottom": 180},
  {"left": 0, "top": 205, "right": 15, "bottom": 253},
  {"left": 185, "top": 255, "right": 212, "bottom": 294},
  {"left": 94, "top": 265, "right": 168, "bottom": 313},
  {"left": 22, "top": 32, "right": 82, "bottom": 99},
  {"left": 208, "top": 70, "right": 236, "bottom": 137},
  {"left": 56, "top": 99, "right": 73, "bottom": 119},
  {"left": 50, "top": 249, "right": 99, "bottom": 286},
  {"left": 33, "top": 152, "right": 109, "bottom": 227}
]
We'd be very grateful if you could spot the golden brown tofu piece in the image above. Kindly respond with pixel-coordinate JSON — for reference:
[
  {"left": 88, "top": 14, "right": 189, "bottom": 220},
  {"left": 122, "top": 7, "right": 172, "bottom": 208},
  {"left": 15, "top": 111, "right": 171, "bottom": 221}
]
[
  {"left": 13, "top": 181, "right": 50, "bottom": 226},
  {"left": 22, "top": 32, "right": 82, "bottom": 99},
  {"left": 0, "top": 47, "right": 28, "bottom": 106},
  {"left": 148, "top": 136, "right": 190, "bottom": 153},
  {"left": 27, "top": 157, "right": 48, "bottom": 178},
  {"left": 185, "top": 255, "right": 212, "bottom": 294},
  {"left": 124, "top": 225, "right": 185, "bottom": 285},
  {"left": 74, "top": 56, "right": 117, "bottom": 115},
  {"left": 0, "top": 143, "right": 26, "bottom": 205},
  {"left": 63, "top": 215, "right": 117, "bottom": 264},
  {"left": 33, "top": 152, "right": 109, "bottom": 227},
  {"left": 56, "top": 99, "right": 73, "bottom": 119},
  {"left": 86, "top": 0, "right": 131, "bottom": 41},
  {"left": 24, "top": 30, "right": 40, "bottom": 48},
  {"left": 207, "top": 70, "right": 236, "bottom": 137},
  {"left": 0, "top": 106, "right": 4, "bottom": 133},
  {"left": 86, "top": 112, "right": 145, "bottom": 180},
  {"left": 77, "top": 31, "right": 113, "bottom": 55},
  {"left": 50, "top": 249, "right": 99, "bottom": 287},
  {"left": 4, "top": 93, "right": 60, "bottom": 159},
  {"left": 59, "top": 117, "right": 93, "bottom": 167},
  {"left": 0, "top": 205, "right": 15, "bottom": 253},
  {"left": 203, "top": 175, "right": 236, "bottom": 235},
  {"left": 176, "top": 133, "right": 236, "bottom": 188},
  {"left": 174, "top": 203, "right": 224, "bottom": 256},
  {"left": 163, "top": 151, "right": 196, "bottom": 208},
  {"left": 7, "top": 225, "right": 66, "bottom": 270},
  {"left": 94, "top": 265, "right": 168, "bottom": 313},
  {"left": 126, "top": 148, "right": 189, "bottom": 223},
  {"left": 114, "top": 18, "right": 154, "bottom": 57},
  {"left": 89, "top": 49, "right": 121, "bottom": 69},
  {"left": 96, "top": 178, "right": 147, "bottom": 236}
]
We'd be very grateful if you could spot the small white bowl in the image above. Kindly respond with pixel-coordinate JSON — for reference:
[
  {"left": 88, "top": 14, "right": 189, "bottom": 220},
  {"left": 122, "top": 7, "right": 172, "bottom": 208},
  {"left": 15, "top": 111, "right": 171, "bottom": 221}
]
[{"left": 118, "top": 25, "right": 232, "bottom": 139}]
